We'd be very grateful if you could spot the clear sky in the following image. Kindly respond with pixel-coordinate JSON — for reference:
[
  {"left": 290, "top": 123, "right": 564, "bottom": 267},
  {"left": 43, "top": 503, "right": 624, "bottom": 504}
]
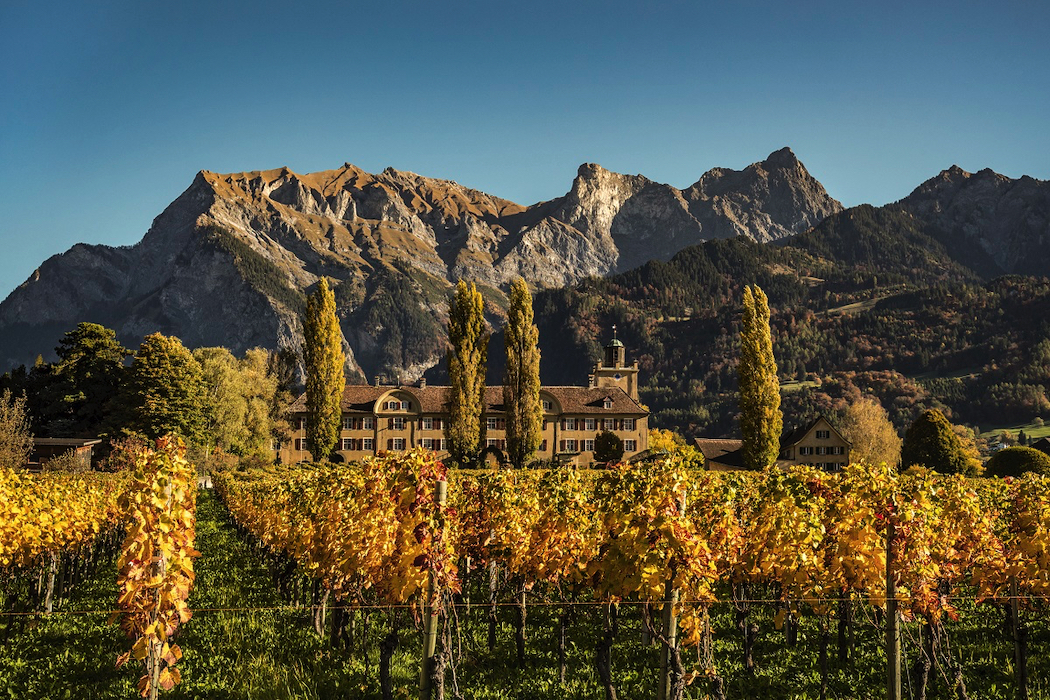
[{"left": 2, "top": 0, "right": 1048, "bottom": 298}]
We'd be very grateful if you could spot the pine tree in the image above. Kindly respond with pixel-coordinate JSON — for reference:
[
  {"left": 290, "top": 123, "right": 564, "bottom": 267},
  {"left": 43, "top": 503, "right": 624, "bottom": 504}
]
[
  {"left": 503, "top": 278, "right": 542, "bottom": 469},
  {"left": 303, "top": 277, "right": 345, "bottom": 462},
  {"left": 123, "top": 334, "right": 208, "bottom": 442},
  {"left": 446, "top": 280, "right": 488, "bottom": 467},
  {"left": 738, "top": 285, "right": 783, "bottom": 470}
]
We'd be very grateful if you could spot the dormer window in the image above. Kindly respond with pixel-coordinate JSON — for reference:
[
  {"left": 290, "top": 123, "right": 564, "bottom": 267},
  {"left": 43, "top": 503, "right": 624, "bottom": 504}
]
[
  {"left": 603, "top": 398, "right": 613, "bottom": 410},
  {"left": 542, "top": 399, "right": 552, "bottom": 411}
]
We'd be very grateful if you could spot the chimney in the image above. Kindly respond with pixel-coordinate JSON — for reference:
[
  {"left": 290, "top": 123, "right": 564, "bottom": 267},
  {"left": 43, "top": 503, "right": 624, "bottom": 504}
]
[
  {"left": 418, "top": 377, "right": 427, "bottom": 388},
  {"left": 374, "top": 375, "right": 381, "bottom": 387},
  {"left": 588, "top": 374, "right": 596, "bottom": 388}
]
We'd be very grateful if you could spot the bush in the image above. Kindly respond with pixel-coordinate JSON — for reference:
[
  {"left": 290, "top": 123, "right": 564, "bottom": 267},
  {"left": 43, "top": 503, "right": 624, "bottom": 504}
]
[
  {"left": 594, "top": 431, "right": 624, "bottom": 463},
  {"left": 984, "top": 446, "right": 1050, "bottom": 478}
]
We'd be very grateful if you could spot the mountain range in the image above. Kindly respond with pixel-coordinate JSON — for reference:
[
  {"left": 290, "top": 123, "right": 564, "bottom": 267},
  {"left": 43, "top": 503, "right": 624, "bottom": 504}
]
[
  {"left": 0, "top": 148, "right": 841, "bottom": 377},
  {"left": 2, "top": 150, "right": 1049, "bottom": 437}
]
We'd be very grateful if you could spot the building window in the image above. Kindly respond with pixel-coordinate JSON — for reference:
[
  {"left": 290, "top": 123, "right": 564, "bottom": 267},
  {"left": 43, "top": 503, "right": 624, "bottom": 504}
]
[
  {"left": 487, "top": 417, "right": 497, "bottom": 430},
  {"left": 390, "top": 417, "right": 405, "bottom": 430},
  {"left": 542, "top": 399, "right": 552, "bottom": 411},
  {"left": 422, "top": 417, "right": 434, "bottom": 430},
  {"left": 342, "top": 417, "right": 353, "bottom": 430},
  {"left": 341, "top": 438, "right": 353, "bottom": 450},
  {"left": 295, "top": 438, "right": 310, "bottom": 451},
  {"left": 422, "top": 438, "right": 434, "bottom": 449},
  {"left": 562, "top": 417, "right": 578, "bottom": 430},
  {"left": 816, "top": 430, "right": 830, "bottom": 439},
  {"left": 623, "top": 418, "right": 636, "bottom": 431},
  {"left": 363, "top": 417, "right": 374, "bottom": 430},
  {"left": 585, "top": 418, "right": 596, "bottom": 431},
  {"left": 298, "top": 417, "right": 307, "bottom": 429},
  {"left": 624, "top": 439, "right": 637, "bottom": 452},
  {"left": 272, "top": 439, "right": 281, "bottom": 451},
  {"left": 800, "top": 446, "right": 813, "bottom": 456},
  {"left": 584, "top": 439, "right": 595, "bottom": 452},
  {"left": 389, "top": 438, "right": 406, "bottom": 450},
  {"left": 540, "top": 439, "right": 548, "bottom": 451},
  {"left": 363, "top": 438, "right": 374, "bottom": 451},
  {"left": 439, "top": 439, "right": 446, "bottom": 451},
  {"left": 603, "top": 398, "right": 613, "bottom": 409},
  {"left": 603, "top": 418, "right": 615, "bottom": 431}
]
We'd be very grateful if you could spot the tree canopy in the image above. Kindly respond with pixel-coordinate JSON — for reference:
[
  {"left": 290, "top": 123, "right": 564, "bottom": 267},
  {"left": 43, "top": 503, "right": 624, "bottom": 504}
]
[
  {"left": 901, "top": 409, "right": 981, "bottom": 476},
  {"left": 121, "top": 333, "right": 208, "bottom": 442},
  {"left": 503, "top": 278, "right": 542, "bottom": 470},
  {"left": 303, "top": 277, "right": 345, "bottom": 462},
  {"left": 446, "top": 280, "right": 488, "bottom": 467},
  {"left": 738, "top": 285, "right": 782, "bottom": 470},
  {"left": 840, "top": 396, "right": 902, "bottom": 467}
]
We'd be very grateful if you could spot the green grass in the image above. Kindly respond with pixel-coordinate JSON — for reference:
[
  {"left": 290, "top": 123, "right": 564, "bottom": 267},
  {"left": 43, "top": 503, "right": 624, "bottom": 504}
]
[
  {"left": 3, "top": 491, "right": 1050, "bottom": 698},
  {"left": 980, "top": 420, "right": 1050, "bottom": 441}
]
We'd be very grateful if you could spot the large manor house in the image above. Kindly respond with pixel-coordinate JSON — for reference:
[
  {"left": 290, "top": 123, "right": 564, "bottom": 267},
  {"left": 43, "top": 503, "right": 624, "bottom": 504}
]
[{"left": 276, "top": 337, "right": 650, "bottom": 465}]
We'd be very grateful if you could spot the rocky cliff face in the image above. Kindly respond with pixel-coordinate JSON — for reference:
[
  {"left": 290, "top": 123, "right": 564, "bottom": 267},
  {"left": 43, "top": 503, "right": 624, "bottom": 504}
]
[
  {"left": 0, "top": 149, "right": 842, "bottom": 378},
  {"left": 901, "top": 166, "right": 1050, "bottom": 276}
]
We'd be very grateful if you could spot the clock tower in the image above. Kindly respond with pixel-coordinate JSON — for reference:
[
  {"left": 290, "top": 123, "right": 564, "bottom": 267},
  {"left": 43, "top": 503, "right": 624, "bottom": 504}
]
[{"left": 589, "top": 326, "right": 640, "bottom": 400}]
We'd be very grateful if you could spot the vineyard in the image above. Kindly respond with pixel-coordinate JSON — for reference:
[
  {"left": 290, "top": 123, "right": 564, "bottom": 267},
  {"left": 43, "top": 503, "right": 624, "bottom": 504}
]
[{"left": 2, "top": 446, "right": 1050, "bottom": 698}]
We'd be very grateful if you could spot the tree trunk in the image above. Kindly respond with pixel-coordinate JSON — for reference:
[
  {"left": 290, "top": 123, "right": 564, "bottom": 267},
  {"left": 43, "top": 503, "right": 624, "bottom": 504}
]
[
  {"left": 380, "top": 618, "right": 400, "bottom": 700},
  {"left": 734, "top": 583, "right": 756, "bottom": 673},
  {"left": 819, "top": 619, "right": 830, "bottom": 700},
  {"left": 596, "top": 603, "right": 619, "bottom": 700},
  {"left": 558, "top": 607, "right": 569, "bottom": 685},
  {"left": 514, "top": 586, "right": 527, "bottom": 667},
  {"left": 43, "top": 552, "right": 58, "bottom": 614},
  {"left": 487, "top": 562, "right": 498, "bottom": 652}
]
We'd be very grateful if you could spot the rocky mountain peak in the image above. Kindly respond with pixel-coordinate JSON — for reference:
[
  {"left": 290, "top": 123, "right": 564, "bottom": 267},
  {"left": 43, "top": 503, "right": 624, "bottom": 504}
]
[{"left": 0, "top": 149, "right": 848, "bottom": 380}]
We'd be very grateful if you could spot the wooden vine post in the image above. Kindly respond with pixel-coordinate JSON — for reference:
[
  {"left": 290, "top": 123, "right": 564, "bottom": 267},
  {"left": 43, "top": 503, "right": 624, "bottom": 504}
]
[
  {"left": 885, "top": 517, "right": 901, "bottom": 700},
  {"left": 657, "top": 494, "right": 687, "bottom": 700},
  {"left": 419, "top": 479, "right": 447, "bottom": 700},
  {"left": 1010, "top": 579, "right": 1028, "bottom": 700}
]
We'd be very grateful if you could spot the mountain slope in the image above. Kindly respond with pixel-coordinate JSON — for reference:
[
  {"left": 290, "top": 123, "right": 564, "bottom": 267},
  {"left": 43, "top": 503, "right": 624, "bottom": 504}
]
[{"left": 0, "top": 150, "right": 841, "bottom": 376}]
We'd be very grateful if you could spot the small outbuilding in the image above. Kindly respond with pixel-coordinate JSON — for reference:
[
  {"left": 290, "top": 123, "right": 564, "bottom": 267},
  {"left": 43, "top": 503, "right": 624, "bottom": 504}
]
[{"left": 29, "top": 438, "right": 102, "bottom": 471}]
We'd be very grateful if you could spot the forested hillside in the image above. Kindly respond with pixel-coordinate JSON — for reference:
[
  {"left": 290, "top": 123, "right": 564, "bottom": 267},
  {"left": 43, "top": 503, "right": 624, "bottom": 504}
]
[{"left": 520, "top": 204, "right": 1050, "bottom": 438}]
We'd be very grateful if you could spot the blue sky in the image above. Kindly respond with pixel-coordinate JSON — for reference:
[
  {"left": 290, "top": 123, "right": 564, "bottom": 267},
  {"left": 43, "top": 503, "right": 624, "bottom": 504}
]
[{"left": 1, "top": 0, "right": 1048, "bottom": 298}]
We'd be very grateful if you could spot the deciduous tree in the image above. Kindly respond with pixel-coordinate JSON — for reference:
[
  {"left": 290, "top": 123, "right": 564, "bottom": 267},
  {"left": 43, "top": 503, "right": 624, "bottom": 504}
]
[
  {"left": 446, "top": 280, "right": 488, "bottom": 467},
  {"left": 594, "top": 430, "right": 624, "bottom": 463},
  {"left": 738, "top": 285, "right": 782, "bottom": 470},
  {"left": 840, "top": 396, "right": 902, "bottom": 467},
  {"left": 0, "top": 390, "right": 33, "bottom": 469},
  {"left": 303, "top": 278, "right": 345, "bottom": 462},
  {"left": 503, "top": 278, "right": 542, "bottom": 469}
]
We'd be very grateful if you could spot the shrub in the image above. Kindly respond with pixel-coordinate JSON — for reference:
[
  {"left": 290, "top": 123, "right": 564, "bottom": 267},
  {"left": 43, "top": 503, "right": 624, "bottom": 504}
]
[{"left": 984, "top": 446, "right": 1050, "bottom": 478}]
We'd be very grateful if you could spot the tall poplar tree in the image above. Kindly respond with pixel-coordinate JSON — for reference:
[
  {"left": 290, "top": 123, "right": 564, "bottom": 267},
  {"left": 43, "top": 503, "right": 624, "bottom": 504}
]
[
  {"left": 303, "top": 277, "right": 345, "bottom": 462},
  {"left": 738, "top": 284, "right": 783, "bottom": 470},
  {"left": 503, "top": 278, "right": 542, "bottom": 469},
  {"left": 446, "top": 280, "right": 488, "bottom": 467}
]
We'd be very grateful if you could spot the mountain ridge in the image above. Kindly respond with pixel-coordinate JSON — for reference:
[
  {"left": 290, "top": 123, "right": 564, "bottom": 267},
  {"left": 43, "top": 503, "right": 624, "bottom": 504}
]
[{"left": 0, "top": 149, "right": 842, "bottom": 378}]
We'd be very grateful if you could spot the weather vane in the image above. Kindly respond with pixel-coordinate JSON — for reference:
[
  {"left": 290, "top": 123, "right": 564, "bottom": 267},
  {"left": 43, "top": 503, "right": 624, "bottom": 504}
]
[{"left": 612, "top": 324, "right": 617, "bottom": 340}]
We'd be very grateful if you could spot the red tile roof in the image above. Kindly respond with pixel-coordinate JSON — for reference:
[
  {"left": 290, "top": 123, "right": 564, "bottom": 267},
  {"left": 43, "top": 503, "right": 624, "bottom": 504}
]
[{"left": 289, "top": 384, "right": 648, "bottom": 416}]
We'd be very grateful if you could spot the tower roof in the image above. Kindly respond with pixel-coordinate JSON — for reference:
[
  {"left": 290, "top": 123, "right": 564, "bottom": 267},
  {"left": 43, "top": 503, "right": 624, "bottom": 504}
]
[{"left": 607, "top": 339, "right": 624, "bottom": 347}]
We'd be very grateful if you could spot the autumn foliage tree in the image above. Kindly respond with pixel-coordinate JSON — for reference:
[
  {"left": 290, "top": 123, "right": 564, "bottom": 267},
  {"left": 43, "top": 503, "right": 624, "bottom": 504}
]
[
  {"left": 446, "top": 281, "right": 488, "bottom": 467},
  {"left": 303, "top": 278, "right": 345, "bottom": 462},
  {"left": 738, "top": 285, "right": 783, "bottom": 470},
  {"left": 840, "top": 396, "right": 902, "bottom": 467},
  {"left": 503, "top": 278, "right": 542, "bottom": 469}
]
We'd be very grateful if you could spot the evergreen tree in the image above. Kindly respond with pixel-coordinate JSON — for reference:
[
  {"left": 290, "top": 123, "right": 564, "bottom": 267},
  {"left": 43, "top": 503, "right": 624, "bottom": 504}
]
[
  {"left": 303, "top": 277, "right": 345, "bottom": 462},
  {"left": 46, "top": 322, "right": 129, "bottom": 437},
  {"left": 446, "top": 280, "right": 488, "bottom": 467},
  {"left": 901, "top": 409, "right": 980, "bottom": 475},
  {"left": 122, "top": 334, "right": 208, "bottom": 442},
  {"left": 594, "top": 430, "right": 624, "bottom": 463},
  {"left": 503, "top": 278, "right": 542, "bottom": 469},
  {"left": 738, "top": 285, "right": 783, "bottom": 470}
]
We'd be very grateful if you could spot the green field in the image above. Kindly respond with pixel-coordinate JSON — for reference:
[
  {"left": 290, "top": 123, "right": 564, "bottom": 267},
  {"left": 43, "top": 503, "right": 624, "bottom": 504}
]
[{"left": 2, "top": 490, "right": 1048, "bottom": 699}]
